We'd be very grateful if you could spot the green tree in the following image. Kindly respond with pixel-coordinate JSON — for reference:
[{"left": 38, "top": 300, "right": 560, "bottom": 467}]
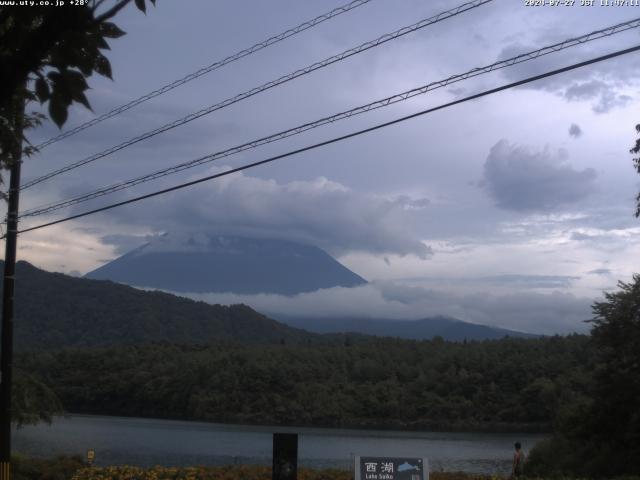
[
  {"left": 0, "top": 0, "right": 156, "bottom": 180},
  {"left": 12, "top": 369, "right": 63, "bottom": 427},
  {"left": 527, "top": 277, "right": 640, "bottom": 477},
  {"left": 0, "top": 0, "right": 155, "bottom": 425},
  {"left": 587, "top": 275, "right": 640, "bottom": 475},
  {"left": 631, "top": 123, "right": 640, "bottom": 217}
]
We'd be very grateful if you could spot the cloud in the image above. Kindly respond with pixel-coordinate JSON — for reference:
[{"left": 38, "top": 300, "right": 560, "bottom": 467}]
[
  {"left": 592, "top": 92, "right": 632, "bottom": 114},
  {"left": 568, "top": 227, "right": 640, "bottom": 253},
  {"left": 479, "top": 274, "right": 580, "bottom": 289},
  {"left": 482, "top": 140, "right": 597, "bottom": 212},
  {"left": 587, "top": 268, "right": 611, "bottom": 276},
  {"left": 564, "top": 81, "right": 632, "bottom": 114},
  {"left": 102, "top": 170, "right": 433, "bottom": 258},
  {"left": 100, "top": 234, "right": 152, "bottom": 255},
  {"left": 179, "top": 281, "right": 593, "bottom": 335},
  {"left": 568, "top": 123, "right": 582, "bottom": 138},
  {"left": 571, "top": 232, "right": 593, "bottom": 241},
  {"left": 564, "top": 80, "right": 607, "bottom": 102},
  {"left": 496, "top": 40, "right": 639, "bottom": 113}
]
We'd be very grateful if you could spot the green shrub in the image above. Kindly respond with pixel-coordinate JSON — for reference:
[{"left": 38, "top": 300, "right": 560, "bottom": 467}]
[
  {"left": 525, "top": 437, "right": 579, "bottom": 478},
  {"left": 12, "top": 455, "right": 85, "bottom": 480}
]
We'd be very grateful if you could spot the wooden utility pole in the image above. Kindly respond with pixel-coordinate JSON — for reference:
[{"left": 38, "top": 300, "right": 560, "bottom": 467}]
[{"left": 0, "top": 95, "right": 24, "bottom": 480}]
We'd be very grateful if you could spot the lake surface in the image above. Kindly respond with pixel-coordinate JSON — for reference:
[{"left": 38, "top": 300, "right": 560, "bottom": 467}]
[{"left": 14, "top": 415, "right": 546, "bottom": 475}]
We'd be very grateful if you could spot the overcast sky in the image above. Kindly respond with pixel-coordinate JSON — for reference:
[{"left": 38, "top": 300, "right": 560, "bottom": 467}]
[{"left": 8, "top": 0, "right": 640, "bottom": 334}]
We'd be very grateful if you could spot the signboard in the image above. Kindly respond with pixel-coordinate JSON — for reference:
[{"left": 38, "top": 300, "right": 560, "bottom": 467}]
[{"left": 354, "top": 457, "right": 429, "bottom": 480}]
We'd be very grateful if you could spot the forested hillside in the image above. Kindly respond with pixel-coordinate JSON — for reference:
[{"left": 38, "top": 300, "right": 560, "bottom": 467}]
[
  {"left": 4, "top": 261, "right": 539, "bottom": 349},
  {"left": 19, "top": 335, "right": 591, "bottom": 432},
  {"left": 3, "top": 261, "right": 319, "bottom": 350}
]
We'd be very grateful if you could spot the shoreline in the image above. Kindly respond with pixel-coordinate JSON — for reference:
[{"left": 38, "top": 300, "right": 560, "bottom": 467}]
[
  {"left": 14, "top": 414, "right": 544, "bottom": 475},
  {"left": 52, "top": 412, "right": 551, "bottom": 436}
]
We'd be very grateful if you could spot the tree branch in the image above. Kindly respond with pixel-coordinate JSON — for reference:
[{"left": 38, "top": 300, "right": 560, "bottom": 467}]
[
  {"left": 91, "top": 0, "right": 108, "bottom": 12},
  {"left": 94, "top": 0, "right": 132, "bottom": 23}
]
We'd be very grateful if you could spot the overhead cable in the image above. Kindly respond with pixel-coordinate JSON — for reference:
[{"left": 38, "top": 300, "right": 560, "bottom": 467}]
[
  {"left": 33, "top": 0, "right": 375, "bottom": 150},
  {"left": 19, "top": 17, "right": 640, "bottom": 218},
  {"left": 21, "top": 0, "right": 493, "bottom": 190},
  {"left": 12, "top": 43, "right": 640, "bottom": 237}
]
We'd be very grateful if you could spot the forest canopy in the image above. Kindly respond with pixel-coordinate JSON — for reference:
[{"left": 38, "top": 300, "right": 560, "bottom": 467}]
[{"left": 19, "top": 335, "right": 591, "bottom": 432}]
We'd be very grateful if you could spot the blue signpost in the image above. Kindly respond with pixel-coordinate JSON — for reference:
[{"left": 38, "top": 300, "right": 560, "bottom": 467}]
[{"left": 355, "top": 457, "right": 429, "bottom": 480}]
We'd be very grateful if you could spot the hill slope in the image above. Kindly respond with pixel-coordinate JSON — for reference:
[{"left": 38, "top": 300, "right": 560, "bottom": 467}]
[
  {"left": 3, "top": 261, "right": 318, "bottom": 351},
  {"left": 85, "top": 234, "right": 367, "bottom": 295},
  {"left": 273, "top": 315, "right": 537, "bottom": 340}
]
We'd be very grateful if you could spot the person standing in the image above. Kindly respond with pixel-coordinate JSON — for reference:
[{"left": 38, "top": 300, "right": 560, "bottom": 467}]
[{"left": 511, "top": 441, "right": 525, "bottom": 478}]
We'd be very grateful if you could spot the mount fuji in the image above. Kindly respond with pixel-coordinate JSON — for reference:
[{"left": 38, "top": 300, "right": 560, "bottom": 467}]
[{"left": 85, "top": 233, "right": 367, "bottom": 295}]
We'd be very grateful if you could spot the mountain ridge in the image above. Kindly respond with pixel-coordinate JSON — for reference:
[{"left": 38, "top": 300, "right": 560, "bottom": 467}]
[
  {"left": 3, "top": 260, "right": 320, "bottom": 351},
  {"left": 271, "top": 314, "right": 538, "bottom": 340}
]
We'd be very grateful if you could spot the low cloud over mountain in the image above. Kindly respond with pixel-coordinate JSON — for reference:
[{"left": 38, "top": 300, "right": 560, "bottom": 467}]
[{"left": 185, "top": 281, "right": 593, "bottom": 335}]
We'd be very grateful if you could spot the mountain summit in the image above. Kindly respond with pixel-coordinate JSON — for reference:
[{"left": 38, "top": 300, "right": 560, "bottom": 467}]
[{"left": 85, "top": 234, "right": 367, "bottom": 295}]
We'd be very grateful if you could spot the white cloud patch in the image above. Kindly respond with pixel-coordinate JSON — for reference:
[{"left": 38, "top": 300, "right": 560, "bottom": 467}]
[
  {"left": 180, "top": 281, "right": 593, "bottom": 335},
  {"left": 569, "top": 226, "right": 640, "bottom": 253},
  {"left": 478, "top": 274, "right": 580, "bottom": 289},
  {"left": 482, "top": 140, "right": 597, "bottom": 212},
  {"left": 105, "top": 169, "right": 432, "bottom": 258},
  {"left": 16, "top": 223, "right": 118, "bottom": 274}
]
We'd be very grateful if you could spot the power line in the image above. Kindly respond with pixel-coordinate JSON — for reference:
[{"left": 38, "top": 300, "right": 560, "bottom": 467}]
[
  {"left": 33, "top": 0, "right": 374, "bottom": 151},
  {"left": 20, "top": 0, "right": 493, "bottom": 191},
  {"left": 12, "top": 44, "right": 640, "bottom": 238},
  {"left": 19, "top": 17, "right": 640, "bottom": 219}
]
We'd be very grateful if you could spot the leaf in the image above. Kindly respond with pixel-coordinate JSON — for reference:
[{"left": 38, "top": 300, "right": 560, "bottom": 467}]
[
  {"left": 94, "top": 53, "right": 112, "bottom": 79},
  {"left": 100, "top": 21, "right": 126, "bottom": 39},
  {"left": 94, "top": 34, "right": 110, "bottom": 50},
  {"left": 134, "top": 0, "right": 146, "bottom": 13},
  {"left": 72, "top": 89, "right": 92, "bottom": 111},
  {"left": 48, "top": 96, "right": 68, "bottom": 128},
  {"left": 57, "top": 70, "right": 92, "bottom": 110},
  {"left": 64, "top": 69, "right": 89, "bottom": 91},
  {"left": 34, "top": 78, "right": 50, "bottom": 103},
  {"left": 48, "top": 74, "right": 72, "bottom": 105},
  {"left": 75, "top": 51, "right": 94, "bottom": 76}
]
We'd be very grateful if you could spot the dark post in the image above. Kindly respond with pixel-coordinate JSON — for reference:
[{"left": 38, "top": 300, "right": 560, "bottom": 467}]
[
  {"left": 0, "top": 95, "right": 23, "bottom": 480},
  {"left": 272, "top": 433, "right": 298, "bottom": 480}
]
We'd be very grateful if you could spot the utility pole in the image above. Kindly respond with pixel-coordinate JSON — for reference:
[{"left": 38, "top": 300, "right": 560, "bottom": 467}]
[{"left": 0, "top": 94, "right": 24, "bottom": 480}]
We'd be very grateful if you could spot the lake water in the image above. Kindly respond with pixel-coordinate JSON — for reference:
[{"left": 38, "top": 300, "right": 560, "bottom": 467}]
[{"left": 13, "top": 415, "right": 546, "bottom": 475}]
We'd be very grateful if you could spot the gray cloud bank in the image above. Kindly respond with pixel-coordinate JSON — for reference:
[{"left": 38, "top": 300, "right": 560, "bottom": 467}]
[
  {"left": 105, "top": 169, "right": 432, "bottom": 258},
  {"left": 482, "top": 140, "right": 597, "bottom": 212},
  {"left": 180, "top": 281, "right": 593, "bottom": 335}
]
